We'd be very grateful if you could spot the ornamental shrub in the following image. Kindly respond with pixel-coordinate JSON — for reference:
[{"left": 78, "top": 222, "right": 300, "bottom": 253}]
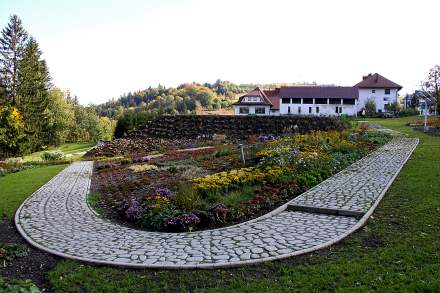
[
  {"left": 0, "top": 278, "right": 40, "bottom": 293},
  {"left": 0, "top": 243, "right": 29, "bottom": 265},
  {"left": 41, "top": 151, "right": 65, "bottom": 162}
]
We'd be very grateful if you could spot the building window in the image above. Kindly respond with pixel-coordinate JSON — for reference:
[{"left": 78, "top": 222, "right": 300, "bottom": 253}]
[
  {"left": 385, "top": 89, "right": 390, "bottom": 95},
  {"left": 372, "top": 89, "right": 376, "bottom": 93},
  {"left": 282, "top": 98, "right": 290, "bottom": 104},
  {"left": 315, "top": 98, "right": 328, "bottom": 104},
  {"left": 316, "top": 107, "right": 319, "bottom": 114},
  {"left": 329, "top": 98, "right": 341, "bottom": 104},
  {"left": 255, "top": 107, "right": 266, "bottom": 114},
  {"left": 309, "top": 107, "right": 312, "bottom": 114},
  {"left": 303, "top": 98, "right": 313, "bottom": 104},
  {"left": 298, "top": 106, "right": 301, "bottom": 114},
  {"left": 343, "top": 99, "right": 356, "bottom": 105},
  {"left": 291, "top": 98, "right": 301, "bottom": 104},
  {"left": 247, "top": 96, "right": 260, "bottom": 102},
  {"left": 288, "top": 106, "right": 291, "bottom": 114},
  {"left": 335, "top": 106, "right": 342, "bottom": 114},
  {"left": 239, "top": 107, "right": 249, "bottom": 114}
]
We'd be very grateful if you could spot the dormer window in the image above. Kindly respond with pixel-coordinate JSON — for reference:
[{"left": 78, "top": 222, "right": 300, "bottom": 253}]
[{"left": 246, "top": 96, "right": 260, "bottom": 102}]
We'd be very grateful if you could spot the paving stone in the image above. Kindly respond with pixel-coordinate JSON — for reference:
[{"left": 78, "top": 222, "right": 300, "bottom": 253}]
[{"left": 15, "top": 137, "right": 418, "bottom": 268}]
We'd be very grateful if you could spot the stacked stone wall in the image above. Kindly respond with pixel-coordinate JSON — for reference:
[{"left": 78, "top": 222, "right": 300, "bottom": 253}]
[{"left": 132, "top": 115, "right": 347, "bottom": 139}]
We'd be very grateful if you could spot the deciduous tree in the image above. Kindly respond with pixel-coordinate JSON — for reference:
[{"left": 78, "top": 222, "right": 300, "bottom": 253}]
[
  {"left": 0, "top": 106, "right": 25, "bottom": 157},
  {"left": 365, "top": 99, "right": 376, "bottom": 116},
  {"left": 426, "top": 65, "right": 440, "bottom": 114}
]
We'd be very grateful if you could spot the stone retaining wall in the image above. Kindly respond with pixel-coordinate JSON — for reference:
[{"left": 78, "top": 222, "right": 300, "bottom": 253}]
[{"left": 132, "top": 115, "right": 347, "bottom": 139}]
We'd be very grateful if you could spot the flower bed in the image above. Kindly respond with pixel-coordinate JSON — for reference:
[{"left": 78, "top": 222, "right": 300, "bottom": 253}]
[{"left": 90, "top": 128, "right": 391, "bottom": 232}]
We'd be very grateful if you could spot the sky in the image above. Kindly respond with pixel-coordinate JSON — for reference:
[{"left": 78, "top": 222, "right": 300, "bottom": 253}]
[{"left": 1, "top": 0, "right": 439, "bottom": 105}]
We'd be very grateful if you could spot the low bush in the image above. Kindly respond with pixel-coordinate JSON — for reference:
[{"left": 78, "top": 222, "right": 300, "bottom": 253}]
[
  {"left": 399, "top": 108, "right": 419, "bottom": 116},
  {"left": 128, "top": 163, "right": 158, "bottom": 173},
  {"left": 174, "top": 184, "right": 201, "bottom": 211},
  {"left": 3, "top": 157, "right": 23, "bottom": 168},
  {"left": 41, "top": 151, "right": 65, "bottom": 162},
  {"left": 0, "top": 243, "right": 29, "bottom": 266},
  {"left": 0, "top": 278, "right": 40, "bottom": 293}
]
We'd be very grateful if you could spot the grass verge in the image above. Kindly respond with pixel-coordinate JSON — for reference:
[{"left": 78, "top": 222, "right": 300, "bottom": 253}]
[
  {"left": 45, "top": 116, "right": 440, "bottom": 292},
  {"left": 22, "top": 143, "right": 95, "bottom": 162},
  {"left": 0, "top": 164, "right": 67, "bottom": 219}
]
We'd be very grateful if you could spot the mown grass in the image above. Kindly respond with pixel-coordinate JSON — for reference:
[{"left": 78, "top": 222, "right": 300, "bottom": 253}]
[
  {"left": 45, "top": 116, "right": 440, "bottom": 292},
  {"left": 0, "top": 164, "right": 67, "bottom": 219},
  {"left": 22, "top": 142, "right": 95, "bottom": 162}
]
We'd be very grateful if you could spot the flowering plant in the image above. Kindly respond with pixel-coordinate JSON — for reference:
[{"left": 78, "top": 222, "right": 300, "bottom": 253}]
[
  {"left": 151, "top": 187, "right": 174, "bottom": 200},
  {"left": 192, "top": 165, "right": 286, "bottom": 193},
  {"left": 125, "top": 197, "right": 143, "bottom": 220},
  {"left": 211, "top": 204, "right": 228, "bottom": 222},
  {"left": 164, "top": 213, "right": 200, "bottom": 232},
  {"left": 133, "top": 156, "right": 150, "bottom": 163}
]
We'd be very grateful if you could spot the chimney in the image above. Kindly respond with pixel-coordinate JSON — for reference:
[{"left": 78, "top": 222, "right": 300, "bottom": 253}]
[
  {"left": 374, "top": 73, "right": 378, "bottom": 82},
  {"left": 362, "top": 73, "right": 372, "bottom": 80}
]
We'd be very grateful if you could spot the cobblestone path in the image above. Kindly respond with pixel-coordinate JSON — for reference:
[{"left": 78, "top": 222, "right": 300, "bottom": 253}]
[{"left": 15, "top": 137, "right": 418, "bottom": 268}]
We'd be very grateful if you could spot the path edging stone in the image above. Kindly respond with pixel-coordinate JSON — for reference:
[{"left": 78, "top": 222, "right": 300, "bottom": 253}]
[{"left": 15, "top": 137, "right": 419, "bottom": 269}]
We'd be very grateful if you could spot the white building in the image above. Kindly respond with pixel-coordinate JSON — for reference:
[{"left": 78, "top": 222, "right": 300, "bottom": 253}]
[
  {"left": 233, "top": 73, "right": 402, "bottom": 116},
  {"left": 355, "top": 73, "right": 402, "bottom": 113}
]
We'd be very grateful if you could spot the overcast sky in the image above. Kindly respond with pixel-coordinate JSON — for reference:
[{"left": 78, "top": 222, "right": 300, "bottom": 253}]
[{"left": 1, "top": 0, "right": 439, "bottom": 105}]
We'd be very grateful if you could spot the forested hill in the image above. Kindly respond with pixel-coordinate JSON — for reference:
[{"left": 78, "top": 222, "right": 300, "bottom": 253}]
[{"left": 94, "top": 80, "right": 318, "bottom": 119}]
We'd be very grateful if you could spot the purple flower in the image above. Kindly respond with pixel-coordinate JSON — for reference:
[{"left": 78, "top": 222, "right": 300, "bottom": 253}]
[
  {"left": 164, "top": 217, "right": 180, "bottom": 227},
  {"left": 163, "top": 216, "right": 184, "bottom": 232},
  {"left": 125, "top": 197, "right": 143, "bottom": 220},
  {"left": 257, "top": 134, "right": 276, "bottom": 142},
  {"left": 164, "top": 214, "right": 200, "bottom": 232},
  {"left": 133, "top": 156, "right": 150, "bottom": 163},
  {"left": 151, "top": 188, "right": 174, "bottom": 200},
  {"left": 179, "top": 213, "right": 200, "bottom": 226},
  {"left": 212, "top": 204, "right": 228, "bottom": 215}
]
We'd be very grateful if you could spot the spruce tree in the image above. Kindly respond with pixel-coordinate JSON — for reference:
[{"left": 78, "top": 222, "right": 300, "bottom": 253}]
[
  {"left": 17, "top": 37, "right": 52, "bottom": 151},
  {"left": 0, "top": 15, "right": 28, "bottom": 105}
]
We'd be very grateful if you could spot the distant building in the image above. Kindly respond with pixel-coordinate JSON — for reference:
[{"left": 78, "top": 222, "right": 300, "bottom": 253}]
[{"left": 233, "top": 73, "right": 402, "bottom": 116}]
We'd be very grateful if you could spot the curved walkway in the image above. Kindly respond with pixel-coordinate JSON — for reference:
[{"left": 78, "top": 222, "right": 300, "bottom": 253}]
[{"left": 15, "top": 137, "right": 418, "bottom": 268}]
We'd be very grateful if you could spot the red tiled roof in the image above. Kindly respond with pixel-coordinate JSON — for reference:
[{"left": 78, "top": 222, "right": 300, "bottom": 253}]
[
  {"left": 279, "top": 86, "right": 358, "bottom": 99},
  {"left": 264, "top": 89, "right": 280, "bottom": 110},
  {"left": 233, "top": 87, "right": 273, "bottom": 106},
  {"left": 355, "top": 73, "right": 402, "bottom": 89}
]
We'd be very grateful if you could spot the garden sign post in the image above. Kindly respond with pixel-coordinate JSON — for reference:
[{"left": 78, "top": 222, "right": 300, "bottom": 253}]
[{"left": 239, "top": 144, "right": 245, "bottom": 164}]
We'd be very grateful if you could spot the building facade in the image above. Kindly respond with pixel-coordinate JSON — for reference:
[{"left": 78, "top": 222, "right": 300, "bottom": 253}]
[{"left": 233, "top": 73, "right": 401, "bottom": 116}]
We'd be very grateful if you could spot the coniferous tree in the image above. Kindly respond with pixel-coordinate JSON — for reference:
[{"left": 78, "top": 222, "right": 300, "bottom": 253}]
[
  {"left": 0, "top": 15, "right": 28, "bottom": 105},
  {"left": 17, "top": 37, "right": 52, "bottom": 151}
]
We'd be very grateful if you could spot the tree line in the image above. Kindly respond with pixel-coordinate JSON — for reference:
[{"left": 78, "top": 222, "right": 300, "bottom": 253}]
[
  {"left": 0, "top": 15, "right": 115, "bottom": 158},
  {"left": 94, "top": 79, "right": 315, "bottom": 119},
  {"left": 94, "top": 81, "right": 243, "bottom": 119}
]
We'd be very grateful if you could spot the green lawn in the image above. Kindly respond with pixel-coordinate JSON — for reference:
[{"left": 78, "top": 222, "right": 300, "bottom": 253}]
[
  {"left": 0, "top": 164, "right": 67, "bottom": 219},
  {"left": 47, "top": 116, "right": 440, "bottom": 292},
  {"left": 22, "top": 143, "right": 95, "bottom": 162}
]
